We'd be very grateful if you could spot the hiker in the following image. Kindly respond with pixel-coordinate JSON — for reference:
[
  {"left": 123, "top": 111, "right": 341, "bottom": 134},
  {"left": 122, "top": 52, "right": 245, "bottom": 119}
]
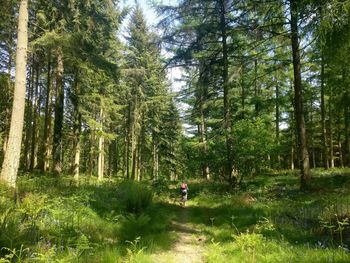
[{"left": 180, "top": 181, "right": 188, "bottom": 206}]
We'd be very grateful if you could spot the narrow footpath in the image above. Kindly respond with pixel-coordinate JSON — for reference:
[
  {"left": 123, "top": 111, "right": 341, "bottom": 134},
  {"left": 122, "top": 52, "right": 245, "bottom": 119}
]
[{"left": 150, "top": 205, "right": 205, "bottom": 263}]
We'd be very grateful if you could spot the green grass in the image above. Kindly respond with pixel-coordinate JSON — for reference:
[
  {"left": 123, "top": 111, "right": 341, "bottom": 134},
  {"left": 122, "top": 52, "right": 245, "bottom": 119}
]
[{"left": 1, "top": 168, "right": 350, "bottom": 262}]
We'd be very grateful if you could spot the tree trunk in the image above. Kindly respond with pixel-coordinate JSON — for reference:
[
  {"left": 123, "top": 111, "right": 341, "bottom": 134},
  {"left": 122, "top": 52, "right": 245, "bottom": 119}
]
[
  {"left": 338, "top": 136, "right": 344, "bottom": 168},
  {"left": 344, "top": 91, "right": 350, "bottom": 167},
  {"left": 275, "top": 72, "right": 281, "bottom": 168},
  {"left": 98, "top": 108, "right": 105, "bottom": 181},
  {"left": 254, "top": 58, "right": 260, "bottom": 117},
  {"left": 30, "top": 64, "right": 40, "bottom": 171},
  {"left": 124, "top": 121, "right": 129, "bottom": 178},
  {"left": 219, "top": 0, "right": 235, "bottom": 185},
  {"left": 41, "top": 50, "right": 53, "bottom": 172},
  {"left": 131, "top": 93, "right": 140, "bottom": 181},
  {"left": 199, "top": 101, "right": 210, "bottom": 180},
  {"left": 138, "top": 120, "right": 146, "bottom": 181},
  {"left": 24, "top": 61, "right": 34, "bottom": 170},
  {"left": 52, "top": 47, "right": 64, "bottom": 175},
  {"left": 152, "top": 131, "right": 159, "bottom": 180},
  {"left": 342, "top": 68, "right": 350, "bottom": 167},
  {"left": 88, "top": 131, "right": 95, "bottom": 176},
  {"left": 108, "top": 140, "right": 113, "bottom": 176},
  {"left": 329, "top": 89, "right": 334, "bottom": 168},
  {"left": 0, "top": 0, "right": 28, "bottom": 188},
  {"left": 320, "top": 53, "right": 329, "bottom": 169},
  {"left": 290, "top": 0, "right": 310, "bottom": 189},
  {"left": 2, "top": 43, "right": 13, "bottom": 159},
  {"left": 72, "top": 75, "right": 81, "bottom": 180}
]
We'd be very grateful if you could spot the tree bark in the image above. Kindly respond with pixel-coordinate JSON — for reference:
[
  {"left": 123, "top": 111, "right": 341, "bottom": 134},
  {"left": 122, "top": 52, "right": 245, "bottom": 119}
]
[
  {"left": 199, "top": 99, "right": 210, "bottom": 180},
  {"left": 30, "top": 64, "right": 40, "bottom": 171},
  {"left": 41, "top": 50, "right": 53, "bottom": 172},
  {"left": 0, "top": 0, "right": 28, "bottom": 188},
  {"left": 320, "top": 52, "right": 329, "bottom": 169},
  {"left": 131, "top": 90, "right": 140, "bottom": 181},
  {"left": 24, "top": 60, "right": 34, "bottom": 170},
  {"left": 152, "top": 130, "right": 159, "bottom": 180},
  {"left": 2, "top": 42, "right": 13, "bottom": 159},
  {"left": 72, "top": 74, "right": 81, "bottom": 180},
  {"left": 290, "top": 0, "right": 310, "bottom": 189},
  {"left": 198, "top": 69, "right": 210, "bottom": 180},
  {"left": 52, "top": 47, "right": 64, "bottom": 175},
  {"left": 329, "top": 88, "right": 334, "bottom": 168},
  {"left": 98, "top": 108, "right": 105, "bottom": 181},
  {"left": 275, "top": 71, "right": 281, "bottom": 168},
  {"left": 219, "top": 0, "right": 235, "bottom": 185},
  {"left": 124, "top": 117, "right": 129, "bottom": 178}
]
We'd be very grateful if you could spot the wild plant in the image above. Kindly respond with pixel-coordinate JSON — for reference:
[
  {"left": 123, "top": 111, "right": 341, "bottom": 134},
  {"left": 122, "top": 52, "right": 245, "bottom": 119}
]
[
  {"left": 254, "top": 217, "right": 277, "bottom": 237},
  {"left": 234, "top": 231, "right": 264, "bottom": 263},
  {"left": 0, "top": 245, "right": 28, "bottom": 263},
  {"left": 319, "top": 205, "right": 350, "bottom": 247},
  {"left": 334, "top": 215, "right": 349, "bottom": 247},
  {"left": 119, "top": 214, "right": 151, "bottom": 241},
  {"left": 119, "top": 182, "right": 153, "bottom": 214},
  {"left": 230, "top": 215, "right": 239, "bottom": 234},
  {"left": 124, "top": 237, "right": 146, "bottom": 263}
]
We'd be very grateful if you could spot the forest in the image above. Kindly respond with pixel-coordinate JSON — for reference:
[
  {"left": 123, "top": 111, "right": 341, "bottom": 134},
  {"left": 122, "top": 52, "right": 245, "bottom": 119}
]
[{"left": 1, "top": 0, "right": 350, "bottom": 262}]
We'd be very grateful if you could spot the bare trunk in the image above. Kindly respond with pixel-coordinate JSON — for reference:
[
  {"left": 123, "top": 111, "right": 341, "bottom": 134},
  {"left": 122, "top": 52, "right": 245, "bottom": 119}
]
[
  {"left": 98, "top": 108, "right": 105, "bottom": 181},
  {"left": 290, "top": 0, "right": 310, "bottom": 189},
  {"left": 72, "top": 75, "right": 81, "bottom": 180},
  {"left": 52, "top": 47, "right": 64, "bottom": 175},
  {"left": 220, "top": 0, "right": 234, "bottom": 185},
  {"left": 138, "top": 121, "right": 146, "bottom": 181},
  {"left": 41, "top": 50, "right": 53, "bottom": 172},
  {"left": 320, "top": 54, "right": 329, "bottom": 169},
  {"left": 124, "top": 120, "right": 129, "bottom": 178},
  {"left": 198, "top": 76, "right": 210, "bottom": 180},
  {"left": 0, "top": 0, "right": 28, "bottom": 188},
  {"left": 254, "top": 58, "right": 260, "bottom": 116},
  {"left": 88, "top": 131, "right": 95, "bottom": 176},
  {"left": 152, "top": 132, "right": 159, "bottom": 180},
  {"left": 329, "top": 89, "right": 334, "bottom": 168},
  {"left": 275, "top": 73, "right": 281, "bottom": 168},
  {"left": 131, "top": 93, "right": 140, "bottom": 181},
  {"left": 24, "top": 61, "right": 34, "bottom": 170},
  {"left": 344, "top": 90, "right": 350, "bottom": 167},
  {"left": 30, "top": 64, "right": 40, "bottom": 171},
  {"left": 2, "top": 43, "right": 13, "bottom": 159}
]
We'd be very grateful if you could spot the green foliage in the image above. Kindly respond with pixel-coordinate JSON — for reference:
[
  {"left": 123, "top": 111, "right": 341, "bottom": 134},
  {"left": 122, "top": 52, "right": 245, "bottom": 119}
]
[
  {"left": 0, "top": 245, "right": 28, "bottom": 263},
  {"left": 232, "top": 118, "right": 274, "bottom": 179},
  {"left": 119, "top": 214, "right": 151, "bottom": 242},
  {"left": 124, "top": 237, "right": 149, "bottom": 263},
  {"left": 119, "top": 181, "right": 153, "bottom": 214},
  {"left": 151, "top": 178, "right": 170, "bottom": 195}
]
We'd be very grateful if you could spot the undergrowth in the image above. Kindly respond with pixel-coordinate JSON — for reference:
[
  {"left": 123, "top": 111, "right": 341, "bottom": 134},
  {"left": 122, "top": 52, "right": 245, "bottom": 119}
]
[
  {"left": 0, "top": 176, "right": 173, "bottom": 262},
  {"left": 1, "top": 168, "right": 350, "bottom": 262}
]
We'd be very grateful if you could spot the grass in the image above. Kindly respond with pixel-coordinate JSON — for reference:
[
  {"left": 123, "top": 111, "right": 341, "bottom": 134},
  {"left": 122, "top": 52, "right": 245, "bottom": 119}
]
[{"left": 1, "top": 168, "right": 350, "bottom": 262}]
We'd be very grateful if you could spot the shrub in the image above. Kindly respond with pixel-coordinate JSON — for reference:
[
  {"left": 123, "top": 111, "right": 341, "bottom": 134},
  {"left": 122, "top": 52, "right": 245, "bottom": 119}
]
[
  {"left": 119, "top": 214, "right": 151, "bottom": 242},
  {"left": 151, "top": 178, "right": 169, "bottom": 195},
  {"left": 119, "top": 182, "right": 153, "bottom": 214}
]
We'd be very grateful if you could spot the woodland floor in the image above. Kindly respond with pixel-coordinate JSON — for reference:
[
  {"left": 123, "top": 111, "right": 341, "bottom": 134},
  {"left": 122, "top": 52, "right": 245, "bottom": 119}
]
[
  {"left": 150, "top": 205, "right": 206, "bottom": 263},
  {"left": 2, "top": 169, "right": 350, "bottom": 262}
]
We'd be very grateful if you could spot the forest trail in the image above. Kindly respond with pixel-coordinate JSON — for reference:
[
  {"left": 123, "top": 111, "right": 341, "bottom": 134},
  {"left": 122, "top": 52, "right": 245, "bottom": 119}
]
[{"left": 150, "top": 205, "right": 206, "bottom": 263}]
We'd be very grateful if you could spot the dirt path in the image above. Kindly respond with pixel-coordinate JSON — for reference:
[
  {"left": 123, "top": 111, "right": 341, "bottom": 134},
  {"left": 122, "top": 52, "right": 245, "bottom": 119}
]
[{"left": 150, "top": 206, "right": 206, "bottom": 263}]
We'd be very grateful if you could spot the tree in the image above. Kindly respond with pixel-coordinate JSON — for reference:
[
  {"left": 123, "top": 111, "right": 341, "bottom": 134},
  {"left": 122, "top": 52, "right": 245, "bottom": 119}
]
[
  {"left": 290, "top": 0, "right": 311, "bottom": 189},
  {"left": 0, "top": 0, "right": 28, "bottom": 187}
]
